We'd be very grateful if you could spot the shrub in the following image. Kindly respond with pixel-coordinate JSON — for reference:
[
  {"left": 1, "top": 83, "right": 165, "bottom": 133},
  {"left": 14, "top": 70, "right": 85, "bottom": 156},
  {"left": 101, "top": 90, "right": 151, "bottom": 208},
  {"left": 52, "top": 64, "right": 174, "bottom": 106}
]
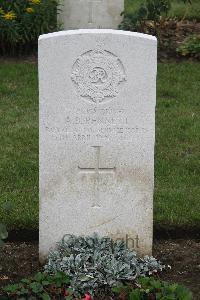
[
  {"left": 119, "top": 0, "right": 199, "bottom": 59},
  {"left": 119, "top": 0, "right": 195, "bottom": 48},
  {"left": 120, "top": 0, "right": 192, "bottom": 31},
  {"left": 45, "top": 234, "right": 165, "bottom": 297},
  {"left": 0, "top": 0, "right": 59, "bottom": 56},
  {"left": 177, "top": 34, "right": 200, "bottom": 59},
  {"left": 119, "top": 0, "right": 171, "bottom": 33}
]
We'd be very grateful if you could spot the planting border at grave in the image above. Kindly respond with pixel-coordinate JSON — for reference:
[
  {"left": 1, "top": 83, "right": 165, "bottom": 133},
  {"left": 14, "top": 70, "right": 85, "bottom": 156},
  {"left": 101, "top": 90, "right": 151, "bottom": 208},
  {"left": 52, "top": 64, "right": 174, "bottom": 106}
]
[
  {"left": 120, "top": 0, "right": 200, "bottom": 60},
  {"left": 0, "top": 235, "right": 193, "bottom": 299},
  {"left": 0, "top": 0, "right": 59, "bottom": 56}
]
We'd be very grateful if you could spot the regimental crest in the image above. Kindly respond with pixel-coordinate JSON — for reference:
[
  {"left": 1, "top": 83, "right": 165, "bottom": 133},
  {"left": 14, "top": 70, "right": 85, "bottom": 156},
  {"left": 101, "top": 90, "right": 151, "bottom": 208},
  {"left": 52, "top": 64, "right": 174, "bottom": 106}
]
[{"left": 71, "top": 48, "right": 126, "bottom": 104}]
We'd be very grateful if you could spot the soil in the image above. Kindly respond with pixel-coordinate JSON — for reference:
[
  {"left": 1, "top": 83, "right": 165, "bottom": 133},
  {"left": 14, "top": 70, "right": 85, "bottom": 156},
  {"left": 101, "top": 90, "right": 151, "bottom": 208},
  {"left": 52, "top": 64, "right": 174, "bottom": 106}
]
[
  {"left": 157, "top": 19, "right": 200, "bottom": 60},
  {"left": 0, "top": 55, "right": 37, "bottom": 64},
  {"left": 0, "top": 239, "right": 199, "bottom": 299},
  {"left": 153, "top": 239, "right": 200, "bottom": 299}
]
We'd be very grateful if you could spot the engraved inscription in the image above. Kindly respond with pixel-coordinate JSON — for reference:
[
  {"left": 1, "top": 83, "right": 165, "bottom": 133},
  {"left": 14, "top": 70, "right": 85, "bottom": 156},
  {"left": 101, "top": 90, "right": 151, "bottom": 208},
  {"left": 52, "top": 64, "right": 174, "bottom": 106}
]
[
  {"left": 78, "top": 146, "right": 116, "bottom": 207},
  {"left": 71, "top": 48, "right": 126, "bottom": 104},
  {"left": 44, "top": 107, "right": 149, "bottom": 143}
]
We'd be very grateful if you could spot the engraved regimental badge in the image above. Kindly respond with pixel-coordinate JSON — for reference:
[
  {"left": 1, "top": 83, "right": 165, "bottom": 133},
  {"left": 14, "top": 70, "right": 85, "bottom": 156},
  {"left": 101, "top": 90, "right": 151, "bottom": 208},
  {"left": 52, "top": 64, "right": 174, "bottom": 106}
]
[{"left": 71, "top": 48, "right": 126, "bottom": 104}]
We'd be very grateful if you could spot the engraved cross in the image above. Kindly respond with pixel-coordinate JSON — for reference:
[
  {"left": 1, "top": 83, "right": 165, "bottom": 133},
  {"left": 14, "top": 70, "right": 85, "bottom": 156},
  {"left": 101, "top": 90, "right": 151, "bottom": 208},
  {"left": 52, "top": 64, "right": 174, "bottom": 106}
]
[
  {"left": 88, "top": 0, "right": 102, "bottom": 24},
  {"left": 78, "top": 146, "right": 116, "bottom": 207}
]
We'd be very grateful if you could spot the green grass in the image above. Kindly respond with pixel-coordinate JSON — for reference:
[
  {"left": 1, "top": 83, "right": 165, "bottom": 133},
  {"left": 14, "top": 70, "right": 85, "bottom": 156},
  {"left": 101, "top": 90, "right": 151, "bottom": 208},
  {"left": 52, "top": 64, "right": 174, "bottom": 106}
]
[
  {"left": 0, "top": 62, "right": 199, "bottom": 230},
  {"left": 0, "top": 63, "right": 38, "bottom": 230},
  {"left": 125, "top": 0, "right": 200, "bottom": 20},
  {"left": 155, "top": 63, "right": 200, "bottom": 225}
]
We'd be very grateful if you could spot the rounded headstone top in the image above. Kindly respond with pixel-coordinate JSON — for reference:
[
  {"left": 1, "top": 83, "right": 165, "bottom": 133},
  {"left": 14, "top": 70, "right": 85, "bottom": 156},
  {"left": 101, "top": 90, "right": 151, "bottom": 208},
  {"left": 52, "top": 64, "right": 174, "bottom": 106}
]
[{"left": 39, "top": 29, "right": 157, "bottom": 43}]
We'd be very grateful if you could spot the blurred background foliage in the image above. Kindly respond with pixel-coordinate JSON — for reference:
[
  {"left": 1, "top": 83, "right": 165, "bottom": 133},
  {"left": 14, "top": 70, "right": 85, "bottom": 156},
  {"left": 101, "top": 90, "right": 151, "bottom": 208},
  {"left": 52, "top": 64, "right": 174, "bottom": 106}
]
[{"left": 0, "top": 0, "right": 59, "bottom": 56}]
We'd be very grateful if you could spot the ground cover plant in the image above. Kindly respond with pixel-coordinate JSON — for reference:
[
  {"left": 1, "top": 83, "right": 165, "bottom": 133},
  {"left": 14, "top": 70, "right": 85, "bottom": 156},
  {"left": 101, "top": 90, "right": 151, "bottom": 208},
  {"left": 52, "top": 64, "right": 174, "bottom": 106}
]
[
  {"left": 0, "top": 235, "right": 193, "bottom": 299},
  {"left": 0, "top": 62, "right": 199, "bottom": 231},
  {"left": 45, "top": 234, "right": 165, "bottom": 297},
  {"left": 112, "top": 277, "right": 193, "bottom": 300},
  {"left": 1, "top": 240, "right": 199, "bottom": 298},
  {"left": 0, "top": 274, "right": 193, "bottom": 299}
]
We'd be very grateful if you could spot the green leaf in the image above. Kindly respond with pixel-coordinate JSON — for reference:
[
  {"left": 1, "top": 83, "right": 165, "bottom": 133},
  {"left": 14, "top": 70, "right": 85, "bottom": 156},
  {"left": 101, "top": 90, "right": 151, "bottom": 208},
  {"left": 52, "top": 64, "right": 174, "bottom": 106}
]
[
  {"left": 34, "top": 272, "right": 45, "bottom": 282},
  {"left": 41, "top": 293, "right": 51, "bottom": 300},
  {"left": 21, "top": 278, "right": 30, "bottom": 284},
  {"left": 30, "top": 282, "right": 43, "bottom": 293},
  {"left": 168, "top": 283, "right": 178, "bottom": 293},
  {"left": 65, "top": 296, "right": 73, "bottom": 300},
  {"left": 3, "top": 283, "right": 20, "bottom": 293},
  {"left": 41, "top": 280, "right": 50, "bottom": 286},
  {"left": 129, "top": 289, "right": 142, "bottom": 300},
  {"left": 156, "top": 292, "right": 162, "bottom": 300},
  {"left": 17, "top": 288, "right": 29, "bottom": 295},
  {"left": 161, "top": 296, "right": 176, "bottom": 300},
  {"left": 175, "top": 285, "right": 193, "bottom": 300}
]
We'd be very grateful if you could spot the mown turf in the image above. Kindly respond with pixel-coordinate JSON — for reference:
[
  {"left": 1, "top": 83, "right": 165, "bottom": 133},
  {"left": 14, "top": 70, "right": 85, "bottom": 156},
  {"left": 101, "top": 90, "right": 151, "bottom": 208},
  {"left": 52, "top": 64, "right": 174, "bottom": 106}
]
[
  {"left": 125, "top": 0, "right": 200, "bottom": 20},
  {"left": 0, "top": 63, "right": 38, "bottom": 230},
  {"left": 155, "top": 63, "right": 200, "bottom": 225},
  {"left": 0, "top": 62, "right": 199, "bottom": 230}
]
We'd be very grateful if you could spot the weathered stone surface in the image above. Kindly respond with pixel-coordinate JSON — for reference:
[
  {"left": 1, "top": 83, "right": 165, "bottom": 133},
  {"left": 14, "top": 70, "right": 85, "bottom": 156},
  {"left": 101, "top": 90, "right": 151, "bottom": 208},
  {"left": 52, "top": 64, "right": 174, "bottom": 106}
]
[
  {"left": 39, "top": 29, "right": 157, "bottom": 261},
  {"left": 58, "top": 0, "right": 124, "bottom": 30}
]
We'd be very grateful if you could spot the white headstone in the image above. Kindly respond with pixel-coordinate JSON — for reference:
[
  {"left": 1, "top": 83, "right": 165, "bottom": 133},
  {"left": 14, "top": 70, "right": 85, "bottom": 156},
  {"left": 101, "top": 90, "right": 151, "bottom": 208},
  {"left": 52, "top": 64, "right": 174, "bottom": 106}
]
[
  {"left": 58, "top": 0, "right": 124, "bottom": 30},
  {"left": 39, "top": 29, "right": 157, "bottom": 261}
]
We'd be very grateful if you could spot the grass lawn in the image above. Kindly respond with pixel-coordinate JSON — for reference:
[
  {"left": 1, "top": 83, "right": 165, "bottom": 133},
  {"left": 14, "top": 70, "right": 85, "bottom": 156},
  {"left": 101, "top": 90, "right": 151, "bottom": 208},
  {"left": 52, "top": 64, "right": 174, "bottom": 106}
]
[
  {"left": 125, "top": 0, "right": 200, "bottom": 20},
  {"left": 0, "top": 62, "right": 199, "bottom": 230},
  {"left": 0, "top": 63, "right": 38, "bottom": 230}
]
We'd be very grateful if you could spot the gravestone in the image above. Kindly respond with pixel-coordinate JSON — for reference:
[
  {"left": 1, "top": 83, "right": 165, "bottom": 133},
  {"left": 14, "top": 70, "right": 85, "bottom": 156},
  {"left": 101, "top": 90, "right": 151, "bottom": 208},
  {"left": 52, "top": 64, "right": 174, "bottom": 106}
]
[
  {"left": 58, "top": 0, "right": 124, "bottom": 30},
  {"left": 39, "top": 29, "right": 157, "bottom": 261}
]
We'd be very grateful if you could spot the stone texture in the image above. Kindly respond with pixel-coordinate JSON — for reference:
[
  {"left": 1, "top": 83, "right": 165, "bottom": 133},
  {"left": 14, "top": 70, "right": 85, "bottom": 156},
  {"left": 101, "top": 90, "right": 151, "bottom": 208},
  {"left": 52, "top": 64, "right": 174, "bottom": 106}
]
[
  {"left": 39, "top": 29, "right": 157, "bottom": 261},
  {"left": 58, "top": 0, "right": 124, "bottom": 30}
]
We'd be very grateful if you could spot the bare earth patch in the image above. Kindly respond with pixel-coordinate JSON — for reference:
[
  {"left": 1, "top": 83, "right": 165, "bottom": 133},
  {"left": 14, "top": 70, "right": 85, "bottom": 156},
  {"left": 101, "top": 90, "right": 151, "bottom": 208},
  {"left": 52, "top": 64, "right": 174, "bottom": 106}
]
[{"left": 0, "top": 239, "right": 199, "bottom": 299}]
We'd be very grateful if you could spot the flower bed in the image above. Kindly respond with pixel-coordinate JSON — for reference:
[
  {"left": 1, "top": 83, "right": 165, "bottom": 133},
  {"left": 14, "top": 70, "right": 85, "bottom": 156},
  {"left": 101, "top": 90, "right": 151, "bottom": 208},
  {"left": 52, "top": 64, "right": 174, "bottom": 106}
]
[{"left": 0, "top": 0, "right": 59, "bottom": 56}]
